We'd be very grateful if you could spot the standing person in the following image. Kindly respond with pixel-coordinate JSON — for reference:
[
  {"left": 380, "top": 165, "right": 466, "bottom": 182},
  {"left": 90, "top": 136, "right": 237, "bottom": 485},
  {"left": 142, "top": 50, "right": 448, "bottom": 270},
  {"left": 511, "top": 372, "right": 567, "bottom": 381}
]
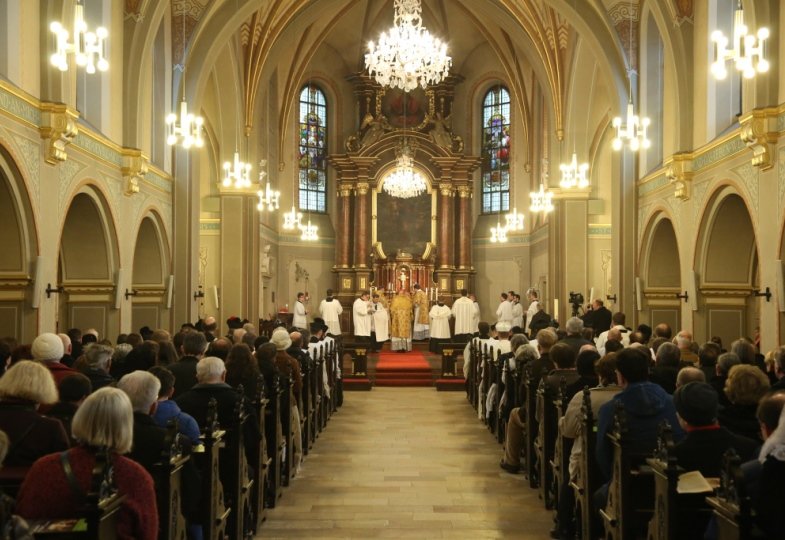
[
  {"left": 371, "top": 293, "right": 389, "bottom": 352},
  {"left": 389, "top": 290, "right": 414, "bottom": 353},
  {"left": 470, "top": 294, "right": 481, "bottom": 334},
  {"left": 352, "top": 291, "right": 373, "bottom": 343},
  {"left": 318, "top": 289, "right": 343, "bottom": 336},
  {"left": 412, "top": 284, "right": 430, "bottom": 341},
  {"left": 581, "top": 298, "right": 612, "bottom": 336},
  {"left": 429, "top": 297, "right": 452, "bottom": 352},
  {"left": 511, "top": 293, "right": 524, "bottom": 329},
  {"left": 496, "top": 292, "right": 513, "bottom": 325},
  {"left": 524, "top": 288, "right": 541, "bottom": 336},
  {"left": 452, "top": 289, "right": 476, "bottom": 343},
  {"left": 293, "top": 292, "right": 308, "bottom": 330}
]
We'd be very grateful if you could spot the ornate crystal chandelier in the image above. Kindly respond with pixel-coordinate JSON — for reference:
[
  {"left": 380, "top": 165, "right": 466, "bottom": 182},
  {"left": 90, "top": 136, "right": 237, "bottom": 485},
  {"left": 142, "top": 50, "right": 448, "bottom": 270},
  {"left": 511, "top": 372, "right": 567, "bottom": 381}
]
[
  {"left": 384, "top": 141, "right": 428, "bottom": 199},
  {"left": 560, "top": 152, "right": 589, "bottom": 188},
  {"left": 50, "top": 1, "right": 108, "bottom": 73},
  {"left": 222, "top": 151, "right": 252, "bottom": 188},
  {"left": 365, "top": 0, "right": 451, "bottom": 91},
  {"left": 710, "top": 1, "right": 769, "bottom": 80},
  {"left": 256, "top": 160, "right": 280, "bottom": 211}
]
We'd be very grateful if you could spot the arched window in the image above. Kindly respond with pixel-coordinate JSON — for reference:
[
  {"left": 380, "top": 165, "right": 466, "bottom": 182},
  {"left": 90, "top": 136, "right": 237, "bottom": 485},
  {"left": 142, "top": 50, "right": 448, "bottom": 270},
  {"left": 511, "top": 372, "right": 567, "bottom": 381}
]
[
  {"left": 707, "top": 0, "right": 742, "bottom": 138},
  {"left": 641, "top": 13, "right": 664, "bottom": 172},
  {"left": 298, "top": 84, "right": 327, "bottom": 213},
  {"left": 481, "top": 86, "right": 511, "bottom": 213}
]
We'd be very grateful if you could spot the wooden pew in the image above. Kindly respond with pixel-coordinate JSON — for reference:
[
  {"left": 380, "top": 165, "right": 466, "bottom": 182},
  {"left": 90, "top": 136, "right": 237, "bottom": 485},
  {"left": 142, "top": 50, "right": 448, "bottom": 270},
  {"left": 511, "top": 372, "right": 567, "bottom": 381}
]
[
  {"left": 264, "top": 375, "right": 284, "bottom": 508},
  {"left": 317, "top": 348, "right": 329, "bottom": 431},
  {"left": 308, "top": 344, "right": 321, "bottom": 447},
  {"left": 154, "top": 420, "right": 188, "bottom": 540},
  {"left": 250, "top": 375, "right": 270, "bottom": 530},
  {"left": 300, "top": 352, "right": 311, "bottom": 457},
  {"left": 279, "top": 376, "right": 294, "bottom": 486},
  {"left": 466, "top": 339, "right": 478, "bottom": 408},
  {"left": 326, "top": 339, "right": 338, "bottom": 413},
  {"left": 536, "top": 377, "right": 558, "bottom": 509},
  {"left": 222, "top": 387, "right": 254, "bottom": 540},
  {"left": 523, "top": 363, "right": 539, "bottom": 489},
  {"left": 570, "top": 388, "right": 600, "bottom": 540},
  {"left": 705, "top": 449, "right": 757, "bottom": 540},
  {"left": 478, "top": 342, "right": 491, "bottom": 421},
  {"left": 193, "top": 399, "right": 230, "bottom": 540},
  {"left": 599, "top": 402, "right": 654, "bottom": 540},
  {"left": 646, "top": 422, "right": 714, "bottom": 540},
  {"left": 551, "top": 378, "right": 572, "bottom": 530}
]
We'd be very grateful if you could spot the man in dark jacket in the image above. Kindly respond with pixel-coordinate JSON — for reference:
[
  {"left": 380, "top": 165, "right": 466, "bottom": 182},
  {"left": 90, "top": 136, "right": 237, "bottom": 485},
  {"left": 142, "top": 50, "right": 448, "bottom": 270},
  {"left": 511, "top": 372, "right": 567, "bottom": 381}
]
[
  {"left": 168, "top": 331, "right": 207, "bottom": 398},
  {"left": 581, "top": 299, "right": 612, "bottom": 335},
  {"left": 671, "top": 382, "right": 758, "bottom": 477},
  {"left": 560, "top": 317, "right": 592, "bottom": 356},
  {"left": 117, "top": 370, "right": 167, "bottom": 474},
  {"left": 80, "top": 343, "right": 116, "bottom": 391}
]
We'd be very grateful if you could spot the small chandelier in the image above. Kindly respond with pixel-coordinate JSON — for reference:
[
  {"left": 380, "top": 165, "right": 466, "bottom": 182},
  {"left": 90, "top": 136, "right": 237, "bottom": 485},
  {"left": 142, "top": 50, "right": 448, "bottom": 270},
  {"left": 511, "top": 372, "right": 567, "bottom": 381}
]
[
  {"left": 559, "top": 153, "right": 589, "bottom": 188},
  {"left": 256, "top": 160, "right": 280, "bottom": 211},
  {"left": 299, "top": 217, "right": 319, "bottom": 241},
  {"left": 50, "top": 1, "right": 108, "bottom": 73},
  {"left": 282, "top": 205, "right": 303, "bottom": 230},
  {"left": 612, "top": 97, "right": 650, "bottom": 152},
  {"left": 166, "top": 101, "right": 204, "bottom": 149},
  {"left": 383, "top": 141, "right": 428, "bottom": 199},
  {"left": 530, "top": 183, "right": 554, "bottom": 214},
  {"left": 710, "top": 1, "right": 769, "bottom": 80},
  {"left": 490, "top": 221, "right": 509, "bottom": 243},
  {"left": 222, "top": 151, "right": 252, "bottom": 189},
  {"left": 504, "top": 208, "right": 524, "bottom": 232},
  {"left": 365, "top": 0, "right": 452, "bottom": 91}
]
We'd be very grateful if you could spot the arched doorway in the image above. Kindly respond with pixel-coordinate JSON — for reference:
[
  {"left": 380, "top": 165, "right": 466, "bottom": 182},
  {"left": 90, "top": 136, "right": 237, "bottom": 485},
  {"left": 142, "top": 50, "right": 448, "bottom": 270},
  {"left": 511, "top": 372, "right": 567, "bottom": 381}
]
[
  {"left": 0, "top": 146, "right": 38, "bottom": 341},
  {"left": 639, "top": 213, "right": 681, "bottom": 331},
  {"left": 131, "top": 213, "right": 171, "bottom": 331},
  {"left": 694, "top": 189, "right": 759, "bottom": 346},
  {"left": 58, "top": 189, "right": 119, "bottom": 340}
]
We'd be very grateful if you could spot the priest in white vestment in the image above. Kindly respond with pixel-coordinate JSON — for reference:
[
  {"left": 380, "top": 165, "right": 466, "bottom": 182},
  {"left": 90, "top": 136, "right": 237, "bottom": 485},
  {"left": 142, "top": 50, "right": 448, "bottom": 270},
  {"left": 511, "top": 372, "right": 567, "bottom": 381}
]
[
  {"left": 511, "top": 294, "right": 524, "bottom": 329},
  {"left": 429, "top": 299, "right": 452, "bottom": 352},
  {"left": 524, "top": 288, "right": 541, "bottom": 336},
  {"left": 496, "top": 292, "right": 513, "bottom": 324},
  {"left": 452, "top": 289, "right": 477, "bottom": 342},
  {"left": 352, "top": 291, "right": 372, "bottom": 341},
  {"left": 319, "top": 289, "right": 343, "bottom": 336},
  {"left": 371, "top": 293, "right": 389, "bottom": 351},
  {"left": 293, "top": 292, "right": 308, "bottom": 329}
]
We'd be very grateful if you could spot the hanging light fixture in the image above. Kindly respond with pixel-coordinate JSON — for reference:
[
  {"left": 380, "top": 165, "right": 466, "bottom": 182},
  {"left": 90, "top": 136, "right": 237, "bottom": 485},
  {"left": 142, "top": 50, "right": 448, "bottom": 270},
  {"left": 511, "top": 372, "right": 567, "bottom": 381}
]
[
  {"left": 384, "top": 141, "right": 428, "bottom": 198},
  {"left": 490, "top": 220, "right": 509, "bottom": 243},
  {"left": 711, "top": 1, "right": 769, "bottom": 80},
  {"left": 530, "top": 160, "right": 554, "bottom": 213},
  {"left": 299, "top": 216, "right": 319, "bottom": 241},
  {"left": 504, "top": 207, "right": 524, "bottom": 232},
  {"left": 282, "top": 203, "right": 302, "bottom": 230},
  {"left": 256, "top": 159, "right": 280, "bottom": 211},
  {"left": 365, "top": 0, "right": 452, "bottom": 91},
  {"left": 612, "top": 10, "right": 650, "bottom": 153},
  {"left": 559, "top": 152, "right": 589, "bottom": 189},
  {"left": 166, "top": 12, "right": 204, "bottom": 150},
  {"left": 222, "top": 151, "right": 252, "bottom": 188},
  {"left": 50, "top": 1, "right": 108, "bottom": 73}
]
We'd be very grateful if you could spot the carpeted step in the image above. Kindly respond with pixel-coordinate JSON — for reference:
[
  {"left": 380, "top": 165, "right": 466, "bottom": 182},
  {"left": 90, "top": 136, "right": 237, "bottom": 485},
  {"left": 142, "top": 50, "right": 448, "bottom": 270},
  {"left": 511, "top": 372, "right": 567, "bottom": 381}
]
[
  {"left": 375, "top": 378, "right": 434, "bottom": 387},
  {"left": 435, "top": 378, "right": 466, "bottom": 391}
]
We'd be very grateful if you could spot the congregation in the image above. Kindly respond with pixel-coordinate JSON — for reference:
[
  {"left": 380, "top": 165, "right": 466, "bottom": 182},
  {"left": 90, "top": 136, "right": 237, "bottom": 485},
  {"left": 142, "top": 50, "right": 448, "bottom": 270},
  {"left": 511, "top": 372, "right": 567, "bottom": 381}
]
[{"left": 0, "top": 315, "right": 342, "bottom": 539}]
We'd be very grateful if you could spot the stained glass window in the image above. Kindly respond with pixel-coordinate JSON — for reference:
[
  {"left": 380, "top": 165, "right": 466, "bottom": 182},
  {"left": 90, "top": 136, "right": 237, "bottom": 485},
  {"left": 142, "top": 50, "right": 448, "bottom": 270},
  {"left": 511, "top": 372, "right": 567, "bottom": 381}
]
[
  {"left": 481, "top": 86, "right": 511, "bottom": 213},
  {"left": 298, "top": 85, "right": 327, "bottom": 212}
]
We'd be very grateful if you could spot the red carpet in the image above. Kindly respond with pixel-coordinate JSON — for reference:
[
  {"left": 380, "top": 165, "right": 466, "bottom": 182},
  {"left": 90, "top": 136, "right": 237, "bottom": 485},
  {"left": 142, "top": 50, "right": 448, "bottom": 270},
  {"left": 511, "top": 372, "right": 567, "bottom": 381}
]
[{"left": 374, "top": 351, "right": 434, "bottom": 387}]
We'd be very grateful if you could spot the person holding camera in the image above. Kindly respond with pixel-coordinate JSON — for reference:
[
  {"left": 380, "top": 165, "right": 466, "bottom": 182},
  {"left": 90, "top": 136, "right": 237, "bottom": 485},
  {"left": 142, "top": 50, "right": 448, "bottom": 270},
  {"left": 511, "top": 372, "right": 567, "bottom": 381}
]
[{"left": 581, "top": 298, "right": 612, "bottom": 335}]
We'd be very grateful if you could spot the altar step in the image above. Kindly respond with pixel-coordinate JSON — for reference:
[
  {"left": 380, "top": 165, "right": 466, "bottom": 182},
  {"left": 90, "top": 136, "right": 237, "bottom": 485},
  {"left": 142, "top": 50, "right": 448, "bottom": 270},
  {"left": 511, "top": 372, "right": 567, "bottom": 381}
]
[{"left": 373, "top": 352, "right": 434, "bottom": 387}]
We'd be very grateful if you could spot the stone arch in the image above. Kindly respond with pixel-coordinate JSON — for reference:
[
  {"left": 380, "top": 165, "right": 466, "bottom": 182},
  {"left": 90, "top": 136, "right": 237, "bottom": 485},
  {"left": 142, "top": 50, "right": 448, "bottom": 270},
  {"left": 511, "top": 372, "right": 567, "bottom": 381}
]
[
  {"left": 58, "top": 185, "right": 121, "bottom": 340},
  {"left": 131, "top": 210, "right": 171, "bottom": 331},
  {"left": 693, "top": 185, "right": 760, "bottom": 346},
  {"left": 0, "top": 144, "right": 39, "bottom": 340},
  {"left": 638, "top": 211, "right": 681, "bottom": 331}
]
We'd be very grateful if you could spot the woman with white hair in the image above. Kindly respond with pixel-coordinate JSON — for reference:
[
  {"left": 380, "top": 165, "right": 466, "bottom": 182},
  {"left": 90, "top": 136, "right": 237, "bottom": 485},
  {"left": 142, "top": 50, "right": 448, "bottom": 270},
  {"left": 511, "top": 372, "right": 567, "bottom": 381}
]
[
  {"left": 0, "top": 361, "right": 69, "bottom": 469},
  {"left": 15, "top": 387, "right": 158, "bottom": 540}
]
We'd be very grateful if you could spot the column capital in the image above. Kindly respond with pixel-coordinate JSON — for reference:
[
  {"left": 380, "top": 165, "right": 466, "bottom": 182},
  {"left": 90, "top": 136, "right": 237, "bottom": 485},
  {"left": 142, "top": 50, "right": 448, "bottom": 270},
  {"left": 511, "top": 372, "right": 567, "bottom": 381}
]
[
  {"left": 356, "top": 182, "right": 370, "bottom": 195},
  {"left": 439, "top": 184, "right": 453, "bottom": 197},
  {"left": 456, "top": 186, "right": 472, "bottom": 198}
]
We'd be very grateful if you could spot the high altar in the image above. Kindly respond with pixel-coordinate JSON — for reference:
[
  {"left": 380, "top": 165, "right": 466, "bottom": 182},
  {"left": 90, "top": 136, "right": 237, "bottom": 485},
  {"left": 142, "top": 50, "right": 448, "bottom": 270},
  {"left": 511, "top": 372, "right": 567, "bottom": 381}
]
[{"left": 328, "top": 75, "right": 480, "bottom": 310}]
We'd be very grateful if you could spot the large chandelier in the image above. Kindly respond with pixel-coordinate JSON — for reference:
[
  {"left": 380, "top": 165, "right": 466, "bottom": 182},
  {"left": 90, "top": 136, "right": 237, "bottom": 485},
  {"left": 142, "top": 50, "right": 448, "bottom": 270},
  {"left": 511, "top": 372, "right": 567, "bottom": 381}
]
[
  {"left": 365, "top": 0, "right": 451, "bottom": 91},
  {"left": 256, "top": 160, "right": 281, "bottom": 212},
  {"left": 710, "top": 1, "right": 769, "bottom": 80},
  {"left": 50, "top": 1, "right": 108, "bottom": 73},
  {"left": 383, "top": 141, "right": 428, "bottom": 198},
  {"left": 560, "top": 152, "right": 589, "bottom": 188}
]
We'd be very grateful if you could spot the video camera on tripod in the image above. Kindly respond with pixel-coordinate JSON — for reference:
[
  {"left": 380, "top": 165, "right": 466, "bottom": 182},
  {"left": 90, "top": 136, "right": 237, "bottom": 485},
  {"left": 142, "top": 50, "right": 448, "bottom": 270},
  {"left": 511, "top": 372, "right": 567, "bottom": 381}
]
[{"left": 568, "top": 291, "right": 584, "bottom": 317}]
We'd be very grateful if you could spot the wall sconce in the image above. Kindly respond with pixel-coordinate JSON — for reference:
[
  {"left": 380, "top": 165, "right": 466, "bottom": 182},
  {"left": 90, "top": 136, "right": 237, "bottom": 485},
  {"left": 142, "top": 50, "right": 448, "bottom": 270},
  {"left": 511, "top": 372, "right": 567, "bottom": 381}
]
[
  {"left": 125, "top": 288, "right": 138, "bottom": 300},
  {"left": 194, "top": 287, "right": 205, "bottom": 301},
  {"left": 606, "top": 294, "right": 618, "bottom": 304},
  {"left": 45, "top": 283, "right": 64, "bottom": 298},
  {"left": 675, "top": 291, "right": 689, "bottom": 303},
  {"left": 752, "top": 287, "right": 772, "bottom": 302}
]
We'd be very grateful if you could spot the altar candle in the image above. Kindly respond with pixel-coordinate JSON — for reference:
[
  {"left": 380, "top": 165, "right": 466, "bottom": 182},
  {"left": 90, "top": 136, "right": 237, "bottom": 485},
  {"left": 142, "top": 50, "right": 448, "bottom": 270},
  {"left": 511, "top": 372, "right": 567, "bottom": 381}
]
[
  {"left": 589, "top": 288, "right": 594, "bottom": 304},
  {"left": 554, "top": 299, "right": 559, "bottom": 318}
]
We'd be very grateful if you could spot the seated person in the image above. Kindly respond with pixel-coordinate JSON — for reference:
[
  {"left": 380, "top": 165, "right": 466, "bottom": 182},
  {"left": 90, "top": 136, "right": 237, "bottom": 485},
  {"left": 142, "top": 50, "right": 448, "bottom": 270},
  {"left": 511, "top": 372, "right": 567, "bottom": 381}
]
[
  {"left": 47, "top": 373, "right": 92, "bottom": 446},
  {"left": 565, "top": 349, "right": 600, "bottom": 400},
  {"left": 594, "top": 348, "right": 685, "bottom": 508},
  {"left": 672, "top": 382, "right": 757, "bottom": 477},
  {"left": 499, "top": 344, "right": 541, "bottom": 473},
  {"left": 0, "top": 361, "right": 69, "bottom": 472},
  {"left": 117, "top": 371, "right": 167, "bottom": 474},
  {"left": 675, "top": 366, "right": 705, "bottom": 389},
  {"left": 15, "top": 387, "right": 158, "bottom": 540},
  {"left": 149, "top": 366, "right": 201, "bottom": 445},
  {"left": 650, "top": 342, "right": 681, "bottom": 394},
  {"left": 718, "top": 364, "right": 771, "bottom": 443},
  {"left": 79, "top": 343, "right": 116, "bottom": 391},
  {"left": 748, "top": 391, "right": 785, "bottom": 537},
  {"left": 537, "top": 342, "right": 581, "bottom": 422}
]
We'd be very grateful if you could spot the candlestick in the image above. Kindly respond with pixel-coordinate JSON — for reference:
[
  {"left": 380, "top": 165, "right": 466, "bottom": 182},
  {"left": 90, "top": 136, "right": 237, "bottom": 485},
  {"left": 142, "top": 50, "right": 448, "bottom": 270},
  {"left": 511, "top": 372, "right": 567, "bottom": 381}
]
[
  {"left": 589, "top": 288, "right": 594, "bottom": 304},
  {"left": 554, "top": 299, "right": 559, "bottom": 318}
]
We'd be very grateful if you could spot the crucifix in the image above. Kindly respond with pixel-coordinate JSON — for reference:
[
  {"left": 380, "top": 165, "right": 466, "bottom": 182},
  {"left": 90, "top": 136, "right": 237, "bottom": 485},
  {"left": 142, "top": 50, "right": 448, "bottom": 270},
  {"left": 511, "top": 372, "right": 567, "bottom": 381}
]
[{"left": 398, "top": 269, "right": 408, "bottom": 290}]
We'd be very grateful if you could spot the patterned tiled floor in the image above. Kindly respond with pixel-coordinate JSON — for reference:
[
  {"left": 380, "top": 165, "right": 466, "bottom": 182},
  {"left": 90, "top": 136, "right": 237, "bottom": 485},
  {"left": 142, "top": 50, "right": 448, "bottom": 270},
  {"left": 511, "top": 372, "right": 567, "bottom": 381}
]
[{"left": 258, "top": 387, "right": 552, "bottom": 539}]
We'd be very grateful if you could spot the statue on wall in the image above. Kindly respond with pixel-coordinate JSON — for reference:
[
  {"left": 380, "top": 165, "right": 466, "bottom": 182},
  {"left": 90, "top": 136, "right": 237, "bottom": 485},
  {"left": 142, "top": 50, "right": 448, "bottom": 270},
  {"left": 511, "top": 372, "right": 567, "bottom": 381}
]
[
  {"left": 261, "top": 245, "right": 272, "bottom": 275},
  {"left": 427, "top": 111, "right": 454, "bottom": 149}
]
